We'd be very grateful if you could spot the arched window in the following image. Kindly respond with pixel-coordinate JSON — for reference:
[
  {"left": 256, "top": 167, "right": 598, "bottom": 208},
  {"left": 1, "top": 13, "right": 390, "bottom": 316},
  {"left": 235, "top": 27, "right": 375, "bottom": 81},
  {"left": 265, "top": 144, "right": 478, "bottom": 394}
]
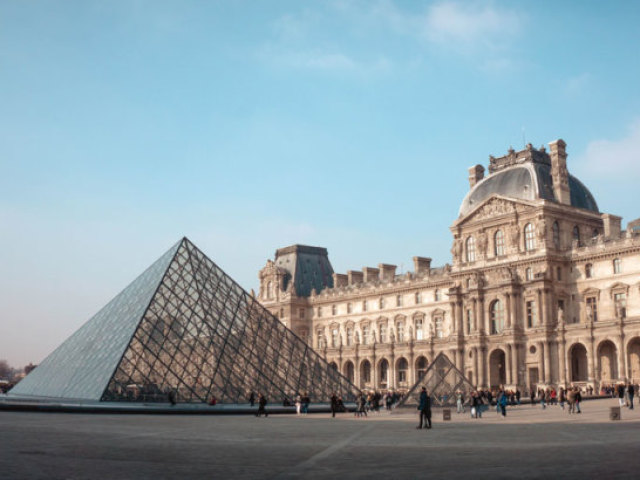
[
  {"left": 552, "top": 221, "right": 560, "bottom": 248},
  {"left": 266, "top": 281, "right": 273, "bottom": 299},
  {"left": 490, "top": 300, "right": 504, "bottom": 334},
  {"left": 397, "top": 358, "right": 408, "bottom": 384},
  {"left": 526, "top": 267, "right": 533, "bottom": 281},
  {"left": 573, "top": 226, "right": 581, "bottom": 246},
  {"left": 317, "top": 331, "right": 325, "bottom": 349},
  {"left": 416, "top": 356, "right": 428, "bottom": 378},
  {"left": 331, "top": 328, "right": 339, "bottom": 347},
  {"left": 466, "top": 236, "right": 476, "bottom": 262},
  {"left": 585, "top": 263, "right": 593, "bottom": 279},
  {"left": 592, "top": 228, "right": 600, "bottom": 240},
  {"left": 613, "top": 258, "right": 621, "bottom": 274},
  {"left": 524, "top": 223, "right": 536, "bottom": 251},
  {"left": 494, "top": 230, "right": 505, "bottom": 256}
]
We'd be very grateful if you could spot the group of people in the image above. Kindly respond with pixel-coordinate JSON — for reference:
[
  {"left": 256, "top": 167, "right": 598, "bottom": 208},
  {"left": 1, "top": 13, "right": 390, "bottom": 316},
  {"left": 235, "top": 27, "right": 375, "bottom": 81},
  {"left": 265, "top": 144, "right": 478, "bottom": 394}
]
[
  {"left": 248, "top": 391, "right": 269, "bottom": 417},
  {"left": 353, "top": 390, "right": 404, "bottom": 417},
  {"left": 533, "top": 386, "right": 582, "bottom": 413},
  {"left": 614, "top": 382, "right": 636, "bottom": 409}
]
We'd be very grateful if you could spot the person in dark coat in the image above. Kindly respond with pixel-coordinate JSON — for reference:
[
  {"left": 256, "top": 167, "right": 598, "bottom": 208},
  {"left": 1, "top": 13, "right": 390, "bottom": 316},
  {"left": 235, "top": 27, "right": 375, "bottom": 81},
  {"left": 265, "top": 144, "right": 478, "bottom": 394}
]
[
  {"left": 256, "top": 394, "right": 268, "bottom": 417},
  {"left": 417, "top": 387, "right": 432, "bottom": 429},
  {"left": 330, "top": 393, "right": 339, "bottom": 418},
  {"left": 628, "top": 383, "right": 635, "bottom": 409},
  {"left": 249, "top": 391, "right": 255, "bottom": 407}
]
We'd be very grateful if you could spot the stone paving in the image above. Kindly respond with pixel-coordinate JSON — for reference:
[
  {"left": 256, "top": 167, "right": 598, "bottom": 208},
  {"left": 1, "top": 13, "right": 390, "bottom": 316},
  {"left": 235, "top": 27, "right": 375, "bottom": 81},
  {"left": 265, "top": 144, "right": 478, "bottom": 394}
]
[{"left": 1, "top": 398, "right": 639, "bottom": 479}]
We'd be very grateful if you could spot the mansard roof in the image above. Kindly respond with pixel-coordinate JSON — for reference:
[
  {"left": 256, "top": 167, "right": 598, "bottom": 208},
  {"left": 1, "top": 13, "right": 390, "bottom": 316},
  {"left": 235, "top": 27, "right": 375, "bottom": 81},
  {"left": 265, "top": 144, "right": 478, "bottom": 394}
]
[{"left": 459, "top": 148, "right": 599, "bottom": 218}]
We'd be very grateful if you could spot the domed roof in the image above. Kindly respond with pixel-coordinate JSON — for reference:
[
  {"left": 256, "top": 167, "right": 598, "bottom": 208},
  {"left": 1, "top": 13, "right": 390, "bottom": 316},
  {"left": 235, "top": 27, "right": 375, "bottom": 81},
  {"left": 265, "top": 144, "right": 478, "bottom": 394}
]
[{"left": 459, "top": 160, "right": 598, "bottom": 217}]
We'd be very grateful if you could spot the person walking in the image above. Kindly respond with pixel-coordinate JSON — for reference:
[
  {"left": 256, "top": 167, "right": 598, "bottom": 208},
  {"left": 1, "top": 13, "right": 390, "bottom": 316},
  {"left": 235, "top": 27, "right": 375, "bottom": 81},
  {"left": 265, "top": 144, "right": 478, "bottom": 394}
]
[
  {"left": 498, "top": 390, "right": 508, "bottom": 417},
  {"left": 456, "top": 391, "right": 465, "bottom": 414},
  {"left": 628, "top": 383, "right": 635, "bottom": 410},
  {"left": 559, "top": 388, "right": 566, "bottom": 410},
  {"left": 330, "top": 393, "right": 338, "bottom": 418},
  {"left": 249, "top": 391, "right": 255, "bottom": 407},
  {"left": 567, "top": 387, "right": 575, "bottom": 414},
  {"left": 530, "top": 389, "right": 535, "bottom": 407},
  {"left": 295, "top": 393, "right": 302, "bottom": 415},
  {"left": 618, "top": 383, "right": 626, "bottom": 407},
  {"left": 417, "top": 387, "right": 432, "bottom": 429},
  {"left": 302, "top": 393, "right": 310, "bottom": 414},
  {"left": 256, "top": 394, "right": 268, "bottom": 417},
  {"left": 574, "top": 387, "right": 582, "bottom": 413}
]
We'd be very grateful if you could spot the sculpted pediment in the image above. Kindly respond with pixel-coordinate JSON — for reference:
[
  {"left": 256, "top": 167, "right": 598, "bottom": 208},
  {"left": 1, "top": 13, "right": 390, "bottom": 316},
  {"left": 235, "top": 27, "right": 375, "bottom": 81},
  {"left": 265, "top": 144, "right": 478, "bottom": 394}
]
[{"left": 454, "top": 195, "right": 536, "bottom": 226}]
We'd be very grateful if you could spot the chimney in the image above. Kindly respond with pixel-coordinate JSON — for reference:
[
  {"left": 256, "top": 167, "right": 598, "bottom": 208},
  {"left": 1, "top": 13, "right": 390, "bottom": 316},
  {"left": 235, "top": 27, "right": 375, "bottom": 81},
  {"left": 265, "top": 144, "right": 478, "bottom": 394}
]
[
  {"left": 347, "top": 270, "right": 363, "bottom": 285},
  {"left": 602, "top": 213, "right": 622, "bottom": 239},
  {"left": 363, "top": 267, "right": 380, "bottom": 283},
  {"left": 413, "top": 256, "right": 432, "bottom": 275},
  {"left": 378, "top": 264, "right": 397, "bottom": 281},
  {"left": 333, "top": 273, "right": 348, "bottom": 288},
  {"left": 549, "top": 139, "right": 571, "bottom": 205},
  {"left": 468, "top": 164, "right": 485, "bottom": 189}
]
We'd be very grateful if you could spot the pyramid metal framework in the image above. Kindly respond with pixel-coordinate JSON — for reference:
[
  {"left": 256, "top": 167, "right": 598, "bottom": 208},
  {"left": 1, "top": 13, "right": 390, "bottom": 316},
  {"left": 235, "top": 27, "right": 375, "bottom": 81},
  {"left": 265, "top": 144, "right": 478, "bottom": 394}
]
[
  {"left": 11, "top": 238, "right": 360, "bottom": 404},
  {"left": 396, "top": 353, "right": 475, "bottom": 408}
]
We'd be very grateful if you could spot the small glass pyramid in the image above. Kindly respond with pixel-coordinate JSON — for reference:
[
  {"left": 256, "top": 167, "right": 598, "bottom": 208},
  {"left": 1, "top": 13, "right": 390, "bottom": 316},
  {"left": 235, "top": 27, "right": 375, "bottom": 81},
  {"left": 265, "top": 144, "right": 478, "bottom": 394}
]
[
  {"left": 11, "top": 238, "right": 360, "bottom": 404},
  {"left": 396, "top": 352, "right": 475, "bottom": 408}
]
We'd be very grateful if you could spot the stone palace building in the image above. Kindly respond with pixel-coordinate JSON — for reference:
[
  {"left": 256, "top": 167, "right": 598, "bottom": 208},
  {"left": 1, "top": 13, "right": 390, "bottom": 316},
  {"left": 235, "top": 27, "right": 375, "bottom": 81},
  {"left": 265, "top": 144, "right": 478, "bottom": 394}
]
[{"left": 258, "top": 140, "right": 640, "bottom": 393}]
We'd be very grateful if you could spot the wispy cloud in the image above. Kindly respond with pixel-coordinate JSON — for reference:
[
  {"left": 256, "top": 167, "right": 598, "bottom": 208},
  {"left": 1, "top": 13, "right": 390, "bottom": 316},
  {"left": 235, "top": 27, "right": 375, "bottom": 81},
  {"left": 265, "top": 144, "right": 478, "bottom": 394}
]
[
  {"left": 578, "top": 119, "right": 640, "bottom": 179},
  {"left": 261, "top": 1, "right": 524, "bottom": 73},
  {"left": 422, "top": 1, "right": 521, "bottom": 51}
]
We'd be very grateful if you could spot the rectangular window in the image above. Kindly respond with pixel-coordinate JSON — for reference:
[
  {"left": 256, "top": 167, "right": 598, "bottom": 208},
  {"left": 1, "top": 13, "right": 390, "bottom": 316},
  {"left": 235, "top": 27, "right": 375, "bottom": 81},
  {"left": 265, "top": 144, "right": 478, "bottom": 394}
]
[
  {"left": 299, "top": 308, "right": 305, "bottom": 318},
  {"left": 379, "top": 324, "right": 387, "bottom": 343},
  {"left": 362, "top": 300, "right": 368, "bottom": 312},
  {"left": 526, "top": 300, "right": 537, "bottom": 328},
  {"left": 396, "top": 295, "right": 402, "bottom": 307},
  {"left": 466, "top": 309, "right": 473, "bottom": 333},
  {"left": 556, "top": 266, "right": 562, "bottom": 281},
  {"left": 415, "top": 318, "right": 423, "bottom": 340},
  {"left": 614, "top": 292, "right": 627, "bottom": 318},
  {"left": 397, "top": 322, "right": 404, "bottom": 342},
  {"left": 347, "top": 327, "right": 353, "bottom": 346},
  {"left": 586, "top": 296, "right": 598, "bottom": 322},
  {"left": 415, "top": 292, "right": 422, "bottom": 304}
]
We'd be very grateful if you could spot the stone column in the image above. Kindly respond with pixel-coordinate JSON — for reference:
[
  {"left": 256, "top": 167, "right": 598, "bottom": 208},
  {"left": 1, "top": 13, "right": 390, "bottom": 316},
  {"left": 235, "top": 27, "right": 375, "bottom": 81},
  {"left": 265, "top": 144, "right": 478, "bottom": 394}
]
[
  {"left": 479, "top": 297, "right": 486, "bottom": 334},
  {"left": 456, "top": 301, "right": 463, "bottom": 335},
  {"left": 538, "top": 289, "right": 546, "bottom": 326},
  {"left": 473, "top": 299, "right": 478, "bottom": 333},
  {"left": 511, "top": 293, "right": 519, "bottom": 329},
  {"left": 539, "top": 341, "right": 546, "bottom": 383},
  {"left": 618, "top": 336, "right": 626, "bottom": 381},
  {"left": 389, "top": 355, "right": 396, "bottom": 390},
  {"left": 473, "top": 347, "right": 479, "bottom": 387},
  {"left": 506, "top": 345, "right": 513, "bottom": 384},
  {"left": 544, "top": 340, "right": 552, "bottom": 384},
  {"left": 511, "top": 344, "right": 519, "bottom": 386},
  {"left": 483, "top": 348, "right": 490, "bottom": 388},
  {"left": 588, "top": 337, "right": 595, "bottom": 382},
  {"left": 506, "top": 293, "right": 512, "bottom": 328},
  {"left": 409, "top": 350, "right": 415, "bottom": 387},
  {"left": 558, "top": 340, "right": 567, "bottom": 386},
  {"left": 354, "top": 355, "right": 360, "bottom": 387},
  {"left": 450, "top": 301, "right": 457, "bottom": 333}
]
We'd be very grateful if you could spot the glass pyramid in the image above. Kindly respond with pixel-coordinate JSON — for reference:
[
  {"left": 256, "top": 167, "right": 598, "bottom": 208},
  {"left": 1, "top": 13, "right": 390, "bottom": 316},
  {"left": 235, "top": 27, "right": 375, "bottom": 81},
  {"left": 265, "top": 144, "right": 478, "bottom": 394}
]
[
  {"left": 396, "top": 353, "right": 475, "bottom": 408},
  {"left": 11, "top": 238, "right": 360, "bottom": 404}
]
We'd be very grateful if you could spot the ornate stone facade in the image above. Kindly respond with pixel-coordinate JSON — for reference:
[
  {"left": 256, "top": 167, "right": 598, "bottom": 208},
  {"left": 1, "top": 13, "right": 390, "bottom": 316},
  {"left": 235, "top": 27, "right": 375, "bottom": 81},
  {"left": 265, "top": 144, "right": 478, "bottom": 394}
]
[{"left": 258, "top": 141, "right": 640, "bottom": 393}]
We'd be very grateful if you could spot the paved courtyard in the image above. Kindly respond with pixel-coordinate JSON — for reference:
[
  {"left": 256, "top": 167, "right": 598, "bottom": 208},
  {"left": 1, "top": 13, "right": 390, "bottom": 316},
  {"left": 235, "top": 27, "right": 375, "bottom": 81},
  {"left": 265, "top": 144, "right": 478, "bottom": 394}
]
[{"left": 1, "top": 398, "right": 639, "bottom": 479}]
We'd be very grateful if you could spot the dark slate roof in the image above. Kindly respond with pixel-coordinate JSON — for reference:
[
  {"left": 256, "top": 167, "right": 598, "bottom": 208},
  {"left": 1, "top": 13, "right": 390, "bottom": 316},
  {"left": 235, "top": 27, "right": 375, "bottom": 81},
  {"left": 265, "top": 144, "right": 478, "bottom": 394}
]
[
  {"left": 274, "top": 245, "right": 334, "bottom": 297},
  {"left": 459, "top": 163, "right": 599, "bottom": 217}
]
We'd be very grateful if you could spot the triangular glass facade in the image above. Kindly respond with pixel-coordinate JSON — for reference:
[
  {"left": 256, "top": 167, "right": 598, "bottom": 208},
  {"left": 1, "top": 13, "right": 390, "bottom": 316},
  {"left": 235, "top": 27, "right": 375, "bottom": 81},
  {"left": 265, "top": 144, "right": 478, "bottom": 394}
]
[
  {"left": 396, "top": 353, "right": 475, "bottom": 408},
  {"left": 12, "top": 238, "right": 360, "bottom": 404}
]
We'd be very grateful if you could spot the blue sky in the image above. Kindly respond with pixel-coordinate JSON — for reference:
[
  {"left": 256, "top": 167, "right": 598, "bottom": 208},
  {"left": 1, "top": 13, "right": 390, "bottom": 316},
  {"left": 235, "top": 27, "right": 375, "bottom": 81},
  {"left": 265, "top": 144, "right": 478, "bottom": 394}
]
[{"left": 1, "top": 1, "right": 640, "bottom": 367}]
